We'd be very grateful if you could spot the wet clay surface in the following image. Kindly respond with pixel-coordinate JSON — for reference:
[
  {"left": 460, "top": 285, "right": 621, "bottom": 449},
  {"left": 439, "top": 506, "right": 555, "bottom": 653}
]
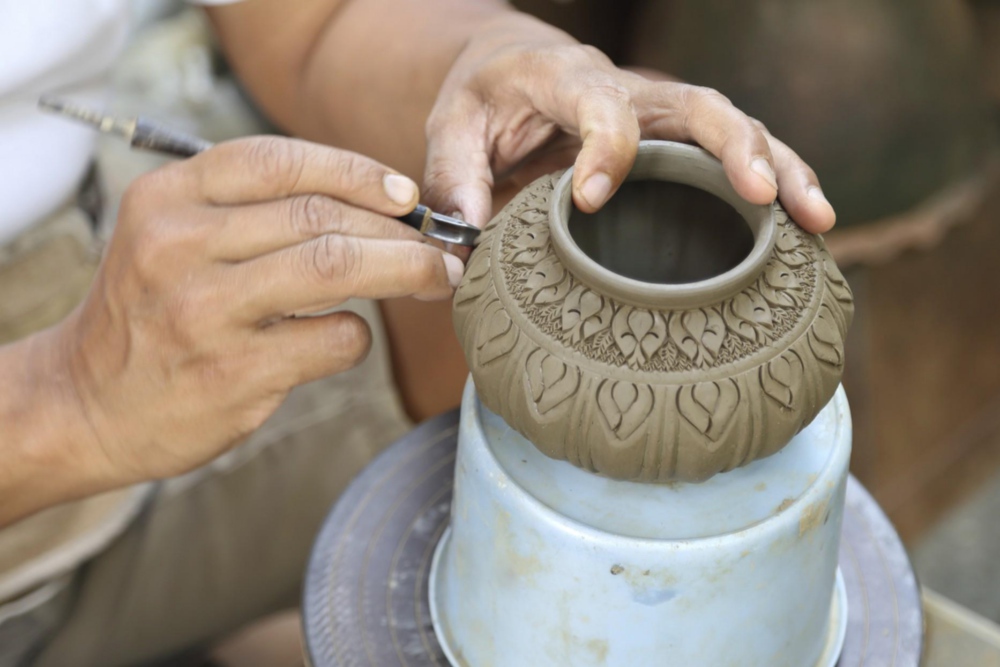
[{"left": 453, "top": 144, "right": 855, "bottom": 482}]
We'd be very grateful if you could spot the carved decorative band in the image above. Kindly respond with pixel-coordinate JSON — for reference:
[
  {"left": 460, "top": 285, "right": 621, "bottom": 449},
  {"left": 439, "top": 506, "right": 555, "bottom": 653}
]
[{"left": 453, "top": 169, "right": 854, "bottom": 483}]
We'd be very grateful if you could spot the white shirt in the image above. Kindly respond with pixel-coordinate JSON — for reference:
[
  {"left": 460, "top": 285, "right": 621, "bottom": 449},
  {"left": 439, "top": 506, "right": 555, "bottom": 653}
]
[
  {"left": 0, "top": 0, "right": 129, "bottom": 243},
  {"left": 0, "top": 0, "right": 240, "bottom": 245}
]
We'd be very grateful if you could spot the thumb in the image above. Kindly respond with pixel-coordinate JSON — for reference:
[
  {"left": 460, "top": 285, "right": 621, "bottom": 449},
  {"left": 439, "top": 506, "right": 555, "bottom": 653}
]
[{"left": 422, "top": 97, "right": 495, "bottom": 229}]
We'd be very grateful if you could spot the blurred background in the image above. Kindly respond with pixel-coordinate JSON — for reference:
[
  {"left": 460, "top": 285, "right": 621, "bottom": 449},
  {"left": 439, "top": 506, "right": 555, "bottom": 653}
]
[{"left": 106, "top": 0, "right": 1000, "bottom": 663}]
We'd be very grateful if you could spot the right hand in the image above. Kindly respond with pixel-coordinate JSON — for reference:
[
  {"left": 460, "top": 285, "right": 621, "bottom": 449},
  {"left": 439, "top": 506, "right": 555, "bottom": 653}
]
[{"left": 51, "top": 136, "right": 462, "bottom": 488}]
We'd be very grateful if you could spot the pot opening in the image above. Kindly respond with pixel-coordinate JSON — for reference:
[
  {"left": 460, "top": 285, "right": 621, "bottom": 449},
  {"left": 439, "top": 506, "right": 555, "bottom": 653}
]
[{"left": 567, "top": 180, "right": 754, "bottom": 284}]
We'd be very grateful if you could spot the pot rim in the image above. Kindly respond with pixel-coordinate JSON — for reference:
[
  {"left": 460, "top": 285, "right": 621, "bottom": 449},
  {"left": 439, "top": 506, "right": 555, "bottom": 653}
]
[{"left": 548, "top": 140, "right": 778, "bottom": 309}]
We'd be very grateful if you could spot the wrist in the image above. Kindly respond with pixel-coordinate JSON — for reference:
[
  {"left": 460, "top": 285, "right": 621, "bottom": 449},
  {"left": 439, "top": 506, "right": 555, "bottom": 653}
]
[{"left": 0, "top": 321, "right": 119, "bottom": 526}]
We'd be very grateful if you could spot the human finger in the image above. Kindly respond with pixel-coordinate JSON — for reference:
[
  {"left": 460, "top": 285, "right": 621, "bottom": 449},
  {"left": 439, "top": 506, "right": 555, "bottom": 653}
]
[
  {"left": 501, "top": 133, "right": 583, "bottom": 191},
  {"left": 189, "top": 136, "right": 420, "bottom": 216},
  {"left": 513, "top": 47, "right": 641, "bottom": 211},
  {"left": 631, "top": 82, "right": 778, "bottom": 206},
  {"left": 255, "top": 310, "right": 374, "bottom": 387},
  {"left": 766, "top": 134, "right": 837, "bottom": 233},
  {"left": 422, "top": 93, "right": 495, "bottom": 229},
  {"left": 229, "top": 235, "right": 464, "bottom": 320},
  {"left": 568, "top": 77, "right": 641, "bottom": 212},
  {"left": 207, "top": 194, "right": 424, "bottom": 262}
]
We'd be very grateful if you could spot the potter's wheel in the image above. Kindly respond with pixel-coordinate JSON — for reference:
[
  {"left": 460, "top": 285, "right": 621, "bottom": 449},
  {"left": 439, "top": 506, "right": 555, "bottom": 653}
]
[{"left": 302, "top": 410, "right": 923, "bottom": 667}]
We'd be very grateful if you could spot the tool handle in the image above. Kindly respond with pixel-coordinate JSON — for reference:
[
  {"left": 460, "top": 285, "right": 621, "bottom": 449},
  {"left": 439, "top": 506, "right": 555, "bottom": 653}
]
[
  {"left": 395, "top": 205, "right": 432, "bottom": 234},
  {"left": 133, "top": 118, "right": 215, "bottom": 158}
]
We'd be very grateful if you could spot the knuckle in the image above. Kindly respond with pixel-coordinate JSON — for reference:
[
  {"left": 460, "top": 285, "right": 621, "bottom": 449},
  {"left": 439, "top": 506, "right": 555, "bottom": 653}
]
[
  {"left": 330, "top": 150, "right": 382, "bottom": 195},
  {"left": 336, "top": 150, "right": 363, "bottom": 176},
  {"left": 308, "top": 234, "right": 361, "bottom": 285},
  {"left": 125, "top": 210, "right": 205, "bottom": 279},
  {"left": 120, "top": 167, "right": 180, "bottom": 222},
  {"left": 492, "top": 45, "right": 538, "bottom": 74},
  {"left": 291, "top": 195, "right": 341, "bottom": 237},
  {"left": 574, "top": 44, "right": 614, "bottom": 67},
  {"left": 119, "top": 177, "right": 153, "bottom": 218},
  {"left": 579, "top": 83, "right": 638, "bottom": 147},
  {"left": 243, "top": 136, "right": 305, "bottom": 188},
  {"left": 685, "top": 85, "right": 732, "bottom": 111},
  {"left": 589, "top": 80, "right": 634, "bottom": 108}
]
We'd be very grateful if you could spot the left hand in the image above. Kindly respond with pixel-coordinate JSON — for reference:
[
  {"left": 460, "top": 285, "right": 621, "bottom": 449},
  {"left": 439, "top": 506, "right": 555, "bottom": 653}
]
[{"left": 422, "top": 15, "right": 835, "bottom": 234}]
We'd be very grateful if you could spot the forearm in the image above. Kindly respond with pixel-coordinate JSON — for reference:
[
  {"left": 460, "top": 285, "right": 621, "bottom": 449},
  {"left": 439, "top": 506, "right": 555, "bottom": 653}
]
[
  {"left": 0, "top": 326, "right": 110, "bottom": 526},
  {"left": 207, "top": 0, "right": 572, "bottom": 179}
]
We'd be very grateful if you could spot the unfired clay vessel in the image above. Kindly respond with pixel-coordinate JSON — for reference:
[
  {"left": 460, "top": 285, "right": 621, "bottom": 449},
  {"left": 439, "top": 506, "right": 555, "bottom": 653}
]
[{"left": 453, "top": 141, "right": 854, "bottom": 482}]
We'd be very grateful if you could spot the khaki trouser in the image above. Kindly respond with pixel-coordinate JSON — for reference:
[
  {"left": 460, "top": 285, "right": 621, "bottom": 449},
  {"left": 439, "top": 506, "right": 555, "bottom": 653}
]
[{"left": 0, "top": 203, "right": 412, "bottom": 666}]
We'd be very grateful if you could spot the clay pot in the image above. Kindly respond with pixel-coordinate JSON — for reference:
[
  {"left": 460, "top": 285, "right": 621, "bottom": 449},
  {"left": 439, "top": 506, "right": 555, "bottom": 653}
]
[{"left": 453, "top": 141, "right": 854, "bottom": 482}]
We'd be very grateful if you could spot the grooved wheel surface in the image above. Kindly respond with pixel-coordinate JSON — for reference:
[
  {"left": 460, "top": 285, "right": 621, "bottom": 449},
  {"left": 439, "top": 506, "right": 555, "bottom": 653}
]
[{"left": 303, "top": 409, "right": 922, "bottom": 666}]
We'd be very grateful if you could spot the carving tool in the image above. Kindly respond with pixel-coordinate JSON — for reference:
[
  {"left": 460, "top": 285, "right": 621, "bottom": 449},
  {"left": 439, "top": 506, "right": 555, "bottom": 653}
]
[{"left": 38, "top": 96, "right": 481, "bottom": 247}]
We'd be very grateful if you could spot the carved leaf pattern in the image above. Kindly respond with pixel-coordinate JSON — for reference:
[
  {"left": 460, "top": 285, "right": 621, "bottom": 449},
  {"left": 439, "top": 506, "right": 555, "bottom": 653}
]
[
  {"left": 678, "top": 379, "right": 740, "bottom": 441},
  {"left": 612, "top": 307, "right": 667, "bottom": 368},
  {"left": 476, "top": 300, "right": 518, "bottom": 365},
  {"left": 722, "top": 289, "right": 774, "bottom": 343},
  {"left": 454, "top": 247, "right": 491, "bottom": 306},
  {"left": 668, "top": 308, "right": 726, "bottom": 367},
  {"left": 597, "top": 380, "right": 654, "bottom": 440},
  {"left": 506, "top": 226, "right": 550, "bottom": 266},
  {"left": 517, "top": 207, "right": 548, "bottom": 225},
  {"left": 561, "top": 285, "right": 613, "bottom": 344},
  {"left": 808, "top": 305, "right": 844, "bottom": 367},
  {"left": 494, "top": 183, "right": 831, "bottom": 372},
  {"left": 759, "top": 352, "right": 804, "bottom": 409},
  {"left": 525, "top": 349, "right": 580, "bottom": 415},
  {"left": 524, "top": 254, "right": 571, "bottom": 304},
  {"left": 759, "top": 260, "right": 804, "bottom": 308},
  {"left": 775, "top": 228, "right": 811, "bottom": 267},
  {"left": 823, "top": 253, "right": 853, "bottom": 304}
]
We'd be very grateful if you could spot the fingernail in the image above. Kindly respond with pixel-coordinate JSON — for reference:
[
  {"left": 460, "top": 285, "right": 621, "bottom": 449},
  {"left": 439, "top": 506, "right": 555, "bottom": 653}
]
[
  {"left": 580, "top": 173, "right": 613, "bottom": 208},
  {"left": 750, "top": 158, "right": 778, "bottom": 190},
  {"left": 807, "top": 186, "right": 828, "bottom": 203},
  {"left": 383, "top": 174, "right": 418, "bottom": 206},
  {"left": 443, "top": 253, "right": 465, "bottom": 289}
]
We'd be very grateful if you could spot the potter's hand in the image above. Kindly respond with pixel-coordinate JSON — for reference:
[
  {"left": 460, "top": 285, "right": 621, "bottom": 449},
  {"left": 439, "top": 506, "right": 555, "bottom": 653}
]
[
  {"left": 11, "top": 138, "right": 460, "bottom": 510},
  {"left": 423, "top": 17, "right": 835, "bottom": 234}
]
